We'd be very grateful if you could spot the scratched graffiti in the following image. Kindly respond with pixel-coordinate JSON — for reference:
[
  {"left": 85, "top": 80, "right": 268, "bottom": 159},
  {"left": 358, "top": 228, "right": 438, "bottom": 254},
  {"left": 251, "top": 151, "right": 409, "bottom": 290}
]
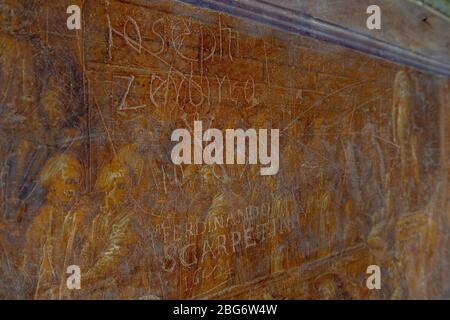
[{"left": 0, "top": 0, "right": 449, "bottom": 300}]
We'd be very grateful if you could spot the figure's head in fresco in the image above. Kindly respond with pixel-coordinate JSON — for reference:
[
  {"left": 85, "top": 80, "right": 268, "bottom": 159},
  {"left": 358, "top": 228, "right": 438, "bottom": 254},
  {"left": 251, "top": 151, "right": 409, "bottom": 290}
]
[
  {"left": 95, "top": 163, "right": 133, "bottom": 210},
  {"left": 0, "top": 0, "right": 38, "bottom": 34},
  {"left": 40, "top": 153, "right": 83, "bottom": 205}
]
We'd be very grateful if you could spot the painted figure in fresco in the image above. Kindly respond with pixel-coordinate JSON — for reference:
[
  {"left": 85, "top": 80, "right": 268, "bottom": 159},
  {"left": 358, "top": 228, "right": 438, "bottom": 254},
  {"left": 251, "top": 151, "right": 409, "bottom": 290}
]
[
  {"left": 367, "top": 70, "right": 425, "bottom": 299},
  {"left": 82, "top": 159, "right": 164, "bottom": 299},
  {"left": 391, "top": 71, "right": 445, "bottom": 299},
  {"left": 40, "top": 71, "right": 85, "bottom": 154},
  {"left": 23, "top": 153, "right": 90, "bottom": 299},
  {"left": 110, "top": 115, "right": 170, "bottom": 216},
  {"left": 0, "top": 0, "right": 84, "bottom": 223},
  {"left": 190, "top": 165, "right": 234, "bottom": 297},
  {"left": 392, "top": 70, "right": 421, "bottom": 210},
  {"left": 0, "top": 0, "right": 43, "bottom": 220},
  {"left": 109, "top": 115, "right": 168, "bottom": 297},
  {"left": 168, "top": 153, "right": 251, "bottom": 298},
  {"left": 89, "top": 113, "right": 194, "bottom": 299},
  {"left": 80, "top": 162, "right": 134, "bottom": 299},
  {"left": 295, "top": 117, "right": 339, "bottom": 261}
]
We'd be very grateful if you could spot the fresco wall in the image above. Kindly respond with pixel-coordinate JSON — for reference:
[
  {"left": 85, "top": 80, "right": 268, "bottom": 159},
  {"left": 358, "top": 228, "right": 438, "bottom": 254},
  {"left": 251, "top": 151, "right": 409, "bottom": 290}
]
[{"left": 0, "top": 0, "right": 449, "bottom": 299}]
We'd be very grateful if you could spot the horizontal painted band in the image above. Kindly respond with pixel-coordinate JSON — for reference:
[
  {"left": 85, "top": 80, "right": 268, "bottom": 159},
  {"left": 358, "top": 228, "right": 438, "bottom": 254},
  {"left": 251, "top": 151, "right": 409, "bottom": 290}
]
[{"left": 179, "top": 0, "right": 450, "bottom": 77}]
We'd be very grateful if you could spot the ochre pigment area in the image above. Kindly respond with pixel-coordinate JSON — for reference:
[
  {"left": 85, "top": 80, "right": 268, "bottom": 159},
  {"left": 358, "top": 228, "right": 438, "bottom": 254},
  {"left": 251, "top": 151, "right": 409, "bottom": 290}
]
[{"left": 0, "top": 0, "right": 449, "bottom": 299}]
